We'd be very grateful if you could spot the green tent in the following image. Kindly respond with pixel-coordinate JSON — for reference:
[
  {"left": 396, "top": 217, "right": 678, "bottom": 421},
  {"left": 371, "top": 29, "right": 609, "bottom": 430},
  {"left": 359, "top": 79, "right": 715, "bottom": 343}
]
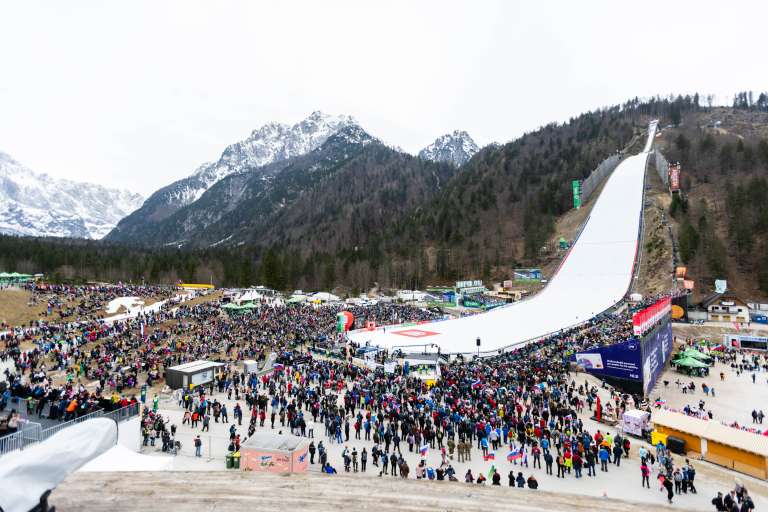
[
  {"left": 678, "top": 349, "right": 712, "bottom": 362},
  {"left": 674, "top": 356, "right": 709, "bottom": 369}
]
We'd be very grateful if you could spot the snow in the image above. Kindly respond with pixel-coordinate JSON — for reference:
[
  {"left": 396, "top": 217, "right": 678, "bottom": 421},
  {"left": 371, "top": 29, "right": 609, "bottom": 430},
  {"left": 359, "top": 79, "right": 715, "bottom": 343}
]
[
  {"left": 350, "top": 122, "right": 659, "bottom": 354},
  {"left": 418, "top": 130, "right": 479, "bottom": 166},
  {"left": 104, "top": 296, "right": 145, "bottom": 314},
  {"left": 160, "top": 111, "right": 359, "bottom": 211},
  {"left": 0, "top": 151, "right": 144, "bottom": 239},
  {"left": 103, "top": 294, "right": 185, "bottom": 323},
  {"left": 79, "top": 444, "right": 173, "bottom": 472}
]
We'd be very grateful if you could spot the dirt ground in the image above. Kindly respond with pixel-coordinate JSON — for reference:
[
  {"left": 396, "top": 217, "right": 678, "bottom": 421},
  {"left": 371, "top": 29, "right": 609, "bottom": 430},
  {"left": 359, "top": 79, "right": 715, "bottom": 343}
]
[
  {"left": 635, "top": 161, "right": 676, "bottom": 297},
  {"left": 51, "top": 470, "right": 696, "bottom": 512},
  {"left": 0, "top": 289, "right": 49, "bottom": 327}
]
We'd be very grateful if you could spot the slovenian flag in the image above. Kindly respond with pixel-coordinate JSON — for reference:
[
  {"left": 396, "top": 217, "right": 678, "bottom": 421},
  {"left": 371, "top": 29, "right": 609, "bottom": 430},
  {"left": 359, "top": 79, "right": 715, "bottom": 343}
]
[
  {"left": 471, "top": 379, "right": 482, "bottom": 389},
  {"left": 507, "top": 449, "right": 521, "bottom": 461},
  {"left": 483, "top": 452, "right": 495, "bottom": 461},
  {"left": 273, "top": 363, "right": 285, "bottom": 370},
  {"left": 419, "top": 444, "right": 429, "bottom": 457}
]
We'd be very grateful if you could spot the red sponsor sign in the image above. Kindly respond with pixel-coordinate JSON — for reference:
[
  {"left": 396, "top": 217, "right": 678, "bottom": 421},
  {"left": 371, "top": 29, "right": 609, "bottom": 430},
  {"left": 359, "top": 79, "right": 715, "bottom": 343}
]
[
  {"left": 393, "top": 329, "right": 439, "bottom": 338},
  {"left": 669, "top": 164, "right": 681, "bottom": 192},
  {"left": 632, "top": 297, "right": 671, "bottom": 335}
]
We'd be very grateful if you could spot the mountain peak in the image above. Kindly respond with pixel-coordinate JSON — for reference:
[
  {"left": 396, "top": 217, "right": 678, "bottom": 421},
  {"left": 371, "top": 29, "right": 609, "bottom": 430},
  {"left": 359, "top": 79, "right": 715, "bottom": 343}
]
[
  {"left": 418, "top": 130, "right": 479, "bottom": 166},
  {"left": 0, "top": 152, "right": 144, "bottom": 239}
]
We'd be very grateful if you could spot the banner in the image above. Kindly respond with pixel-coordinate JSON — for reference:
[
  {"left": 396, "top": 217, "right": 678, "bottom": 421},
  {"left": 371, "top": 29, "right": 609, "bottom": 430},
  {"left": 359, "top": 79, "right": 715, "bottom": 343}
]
[
  {"left": 671, "top": 294, "right": 689, "bottom": 322},
  {"left": 632, "top": 297, "right": 671, "bottom": 336},
  {"left": 669, "top": 163, "right": 681, "bottom": 192},
  {"left": 641, "top": 321, "right": 673, "bottom": 394},
  {"left": 574, "top": 338, "right": 642, "bottom": 381},
  {"left": 715, "top": 280, "right": 727, "bottom": 294},
  {"left": 572, "top": 180, "right": 582, "bottom": 209}
]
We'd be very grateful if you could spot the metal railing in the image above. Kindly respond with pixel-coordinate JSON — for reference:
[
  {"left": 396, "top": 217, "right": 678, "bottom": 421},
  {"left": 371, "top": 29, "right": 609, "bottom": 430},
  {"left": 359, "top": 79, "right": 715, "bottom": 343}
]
[
  {"left": 0, "top": 421, "right": 42, "bottom": 455},
  {"left": 0, "top": 403, "right": 139, "bottom": 457}
]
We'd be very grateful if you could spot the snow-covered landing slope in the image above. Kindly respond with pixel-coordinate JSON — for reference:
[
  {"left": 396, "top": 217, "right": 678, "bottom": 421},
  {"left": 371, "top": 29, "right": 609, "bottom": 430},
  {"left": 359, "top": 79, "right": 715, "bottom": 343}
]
[{"left": 349, "top": 121, "right": 658, "bottom": 355}]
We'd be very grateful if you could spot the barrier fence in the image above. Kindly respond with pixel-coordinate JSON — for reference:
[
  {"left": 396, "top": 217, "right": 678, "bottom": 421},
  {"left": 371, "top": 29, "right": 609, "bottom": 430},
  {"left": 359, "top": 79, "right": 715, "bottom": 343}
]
[
  {"left": 655, "top": 149, "right": 669, "bottom": 187},
  {"left": 580, "top": 153, "right": 622, "bottom": 204},
  {"left": 0, "top": 403, "right": 139, "bottom": 457}
]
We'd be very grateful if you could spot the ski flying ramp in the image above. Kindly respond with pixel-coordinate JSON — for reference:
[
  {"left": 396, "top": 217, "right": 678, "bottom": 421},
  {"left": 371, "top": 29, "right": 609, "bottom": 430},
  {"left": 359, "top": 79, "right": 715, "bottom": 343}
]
[{"left": 349, "top": 121, "right": 659, "bottom": 355}]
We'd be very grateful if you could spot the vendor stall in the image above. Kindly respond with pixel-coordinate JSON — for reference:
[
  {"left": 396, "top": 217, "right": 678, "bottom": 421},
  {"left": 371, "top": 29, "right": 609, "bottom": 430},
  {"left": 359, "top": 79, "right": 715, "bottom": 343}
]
[
  {"left": 620, "top": 409, "right": 650, "bottom": 437},
  {"left": 240, "top": 432, "right": 308, "bottom": 473}
]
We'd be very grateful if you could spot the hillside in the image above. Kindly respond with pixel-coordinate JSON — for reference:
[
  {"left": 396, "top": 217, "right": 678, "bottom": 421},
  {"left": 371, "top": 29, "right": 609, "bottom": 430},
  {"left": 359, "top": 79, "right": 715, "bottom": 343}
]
[
  {"left": 654, "top": 100, "right": 768, "bottom": 301},
  {"left": 3, "top": 95, "right": 768, "bottom": 297}
]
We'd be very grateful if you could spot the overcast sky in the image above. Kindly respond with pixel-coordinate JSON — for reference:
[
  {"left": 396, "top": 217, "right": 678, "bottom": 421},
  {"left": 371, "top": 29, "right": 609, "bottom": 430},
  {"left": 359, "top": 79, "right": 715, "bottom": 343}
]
[{"left": 1, "top": 1, "right": 766, "bottom": 195}]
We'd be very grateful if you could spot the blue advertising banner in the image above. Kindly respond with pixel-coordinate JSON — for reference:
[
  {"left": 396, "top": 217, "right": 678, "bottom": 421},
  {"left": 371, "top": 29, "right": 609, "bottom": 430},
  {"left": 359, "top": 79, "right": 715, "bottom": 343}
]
[
  {"left": 574, "top": 338, "right": 643, "bottom": 381},
  {"left": 641, "top": 320, "right": 673, "bottom": 394}
]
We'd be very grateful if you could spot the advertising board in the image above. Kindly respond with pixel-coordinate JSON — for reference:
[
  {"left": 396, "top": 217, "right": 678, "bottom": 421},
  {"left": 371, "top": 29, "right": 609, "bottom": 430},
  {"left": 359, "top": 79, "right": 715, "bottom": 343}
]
[
  {"left": 641, "top": 320, "right": 673, "bottom": 395},
  {"left": 191, "top": 370, "right": 213, "bottom": 386},
  {"left": 575, "top": 338, "right": 642, "bottom": 382},
  {"left": 723, "top": 334, "right": 768, "bottom": 351},
  {"left": 669, "top": 163, "right": 681, "bottom": 192},
  {"left": 572, "top": 180, "right": 582, "bottom": 209},
  {"left": 632, "top": 297, "right": 671, "bottom": 335},
  {"left": 671, "top": 294, "right": 689, "bottom": 322}
]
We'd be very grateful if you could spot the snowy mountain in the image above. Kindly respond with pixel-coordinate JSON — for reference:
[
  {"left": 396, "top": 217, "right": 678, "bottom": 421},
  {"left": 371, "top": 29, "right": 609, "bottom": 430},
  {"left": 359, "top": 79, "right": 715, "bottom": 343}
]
[
  {"left": 0, "top": 152, "right": 144, "bottom": 239},
  {"left": 418, "top": 130, "right": 479, "bottom": 167},
  {"left": 106, "top": 111, "right": 358, "bottom": 241},
  {"left": 120, "top": 124, "right": 384, "bottom": 247}
]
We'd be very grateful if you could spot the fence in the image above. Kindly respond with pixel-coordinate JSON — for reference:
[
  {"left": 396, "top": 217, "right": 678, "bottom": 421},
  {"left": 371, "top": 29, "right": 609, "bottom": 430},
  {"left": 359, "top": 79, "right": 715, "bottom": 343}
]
[
  {"left": 655, "top": 149, "right": 669, "bottom": 187},
  {"left": 0, "top": 421, "right": 42, "bottom": 454},
  {"left": 0, "top": 403, "right": 139, "bottom": 457},
  {"left": 580, "top": 154, "right": 622, "bottom": 204}
]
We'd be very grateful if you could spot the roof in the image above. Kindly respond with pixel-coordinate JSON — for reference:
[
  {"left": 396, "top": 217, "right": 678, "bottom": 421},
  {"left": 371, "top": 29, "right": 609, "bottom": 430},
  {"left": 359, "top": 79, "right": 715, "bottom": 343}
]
[
  {"left": 242, "top": 431, "right": 307, "bottom": 452},
  {"left": 706, "top": 422, "right": 768, "bottom": 457},
  {"left": 652, "top": 409, "right": 711, "bottom": 437},
  {"left": 167, "top": 360, "right": 225, "bottom": 372},
  {"left": 700, "top": 292, "right": 747, "bottom": 308},
  {"left": 652, "top": 410, "right": 768, "bottom": 457}
]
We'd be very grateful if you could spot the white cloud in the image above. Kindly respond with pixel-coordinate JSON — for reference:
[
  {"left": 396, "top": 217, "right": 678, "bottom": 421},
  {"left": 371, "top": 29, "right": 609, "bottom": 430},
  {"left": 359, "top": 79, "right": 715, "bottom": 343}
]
[{"left": 0, "top": 0, "right": 766, "bottom": 194}]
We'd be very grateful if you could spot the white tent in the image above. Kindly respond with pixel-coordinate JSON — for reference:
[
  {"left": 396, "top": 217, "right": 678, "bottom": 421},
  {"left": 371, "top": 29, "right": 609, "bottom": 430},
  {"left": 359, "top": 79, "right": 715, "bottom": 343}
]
[{"left": 311, "top": 292, "right": 340, "bottom": 302}]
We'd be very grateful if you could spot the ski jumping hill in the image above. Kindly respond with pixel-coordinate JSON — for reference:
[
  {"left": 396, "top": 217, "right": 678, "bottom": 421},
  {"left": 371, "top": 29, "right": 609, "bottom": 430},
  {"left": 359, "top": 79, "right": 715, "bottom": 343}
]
[{"left": 349, "top": 121, "right": 659, "bottom": 355}]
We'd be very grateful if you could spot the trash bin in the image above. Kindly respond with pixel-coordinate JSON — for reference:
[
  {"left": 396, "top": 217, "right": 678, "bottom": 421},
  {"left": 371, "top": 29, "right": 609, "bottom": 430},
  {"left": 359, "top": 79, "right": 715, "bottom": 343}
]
[
  {"left": 226, "top": 454, "right": 234, "bottom": 469},
  {"left": 233, "top": 452, "right": 240, "bottom": 469}
]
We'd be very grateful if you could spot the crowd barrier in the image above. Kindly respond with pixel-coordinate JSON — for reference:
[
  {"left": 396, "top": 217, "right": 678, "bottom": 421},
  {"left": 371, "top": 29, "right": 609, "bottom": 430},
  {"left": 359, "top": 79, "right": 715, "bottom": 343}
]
[{"left": 0, "top": 403, "right": 139, "bottom": 457}]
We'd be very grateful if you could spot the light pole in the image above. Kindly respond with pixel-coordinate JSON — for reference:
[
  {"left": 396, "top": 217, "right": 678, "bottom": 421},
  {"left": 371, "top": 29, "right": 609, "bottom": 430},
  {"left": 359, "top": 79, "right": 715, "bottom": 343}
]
[{"left": 476, "top": 337, "right": 481, "bottom": 358}]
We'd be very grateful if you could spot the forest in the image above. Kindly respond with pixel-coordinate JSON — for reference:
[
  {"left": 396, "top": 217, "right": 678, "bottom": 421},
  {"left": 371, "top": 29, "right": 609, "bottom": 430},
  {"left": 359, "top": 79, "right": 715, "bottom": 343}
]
[{"left": 3, "top": 93, "right": 768, "bottom": 296}]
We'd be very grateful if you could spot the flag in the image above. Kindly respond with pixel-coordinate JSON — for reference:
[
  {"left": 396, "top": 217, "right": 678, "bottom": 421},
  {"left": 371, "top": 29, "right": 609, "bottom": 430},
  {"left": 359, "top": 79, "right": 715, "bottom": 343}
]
[
  {"left": 471, "top": 379, "right": 482, "bottom": 389},
  {"left": 654, "top": 399, "right": 666, "bottom": 406},
  {"left": 483, "top": 452, "right": 495, "bottom": 461},
  {"left": 419, "top": 444, "right": 429, "bottom": 457},
  {"left": 487, "top": 465, "right": 496, "bottom": 479},
  {"left": 273, "top": 363, "right": 285, "bottom": 370},
  {"left": 507, "top": 449, "right": 521, "bottom": 461}
]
